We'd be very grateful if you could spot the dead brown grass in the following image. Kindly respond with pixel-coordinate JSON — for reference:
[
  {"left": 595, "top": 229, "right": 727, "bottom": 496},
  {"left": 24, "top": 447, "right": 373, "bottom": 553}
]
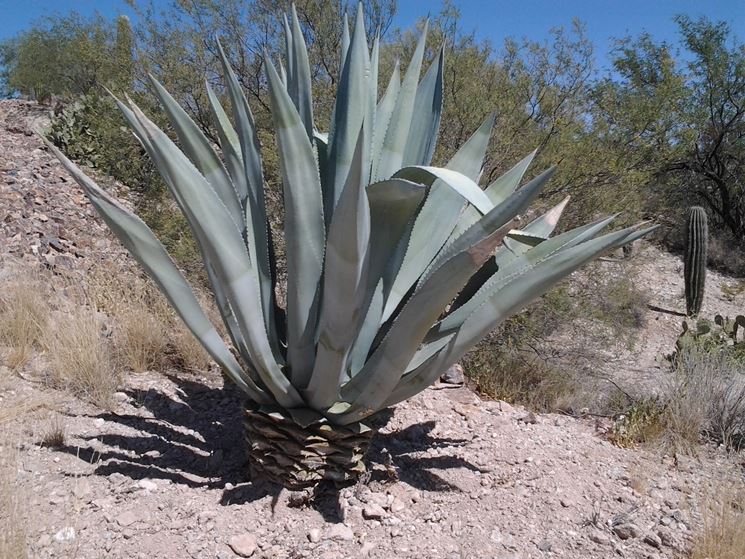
[
  {"left": 0, "top": 432, "right": 27, "bottom": 558},
  {"left": 690, "top": 488, "right": 745, "bottom": 559},
  {"left": 665, "top": 345, "right": 745, "bottom": 452},
  {"left": 0, "top": 278, "right": 48, "bottom": 370},
  {"left": 114, "top": 306, "right": 168, "bottom": 373},
  {"left": 40, "top": 413, "right": 66, "bottom": 448},
  {"left": 45, "top": 309, "right": 119, "bottom": 407}
]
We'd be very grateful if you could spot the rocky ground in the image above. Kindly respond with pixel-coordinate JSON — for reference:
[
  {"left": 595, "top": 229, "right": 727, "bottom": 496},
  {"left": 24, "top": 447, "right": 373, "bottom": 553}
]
[{"left": 1, "top": 99, "right": 744, "bottom": 559}]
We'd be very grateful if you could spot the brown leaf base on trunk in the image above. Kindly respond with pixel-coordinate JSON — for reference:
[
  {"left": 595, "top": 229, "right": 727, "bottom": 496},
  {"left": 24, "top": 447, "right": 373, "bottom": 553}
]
[{"left": 244, "top": 405, "right": 374, "bottom": 490}]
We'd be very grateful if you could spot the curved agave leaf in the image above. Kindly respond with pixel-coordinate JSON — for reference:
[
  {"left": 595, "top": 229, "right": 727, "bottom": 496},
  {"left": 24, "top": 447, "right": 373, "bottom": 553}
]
[
  {"left": 397, "top": 225, "right": 659, "bottom": 406},
  {"left": 128, "top": 101, "right": 302, "bottom": 408},
  {"left": 216, "top": 42, "right": 280, "bottom": 360},
  {"left": 265, "top": 53, "right": 325, "bottom": 386},
  {"left": 346, "top": 177, "right": 427, "bottom": 376},
  {"left": 452, "top": 150, "right": 537, "bottom": 240},
  {"left": 44, "top": 139, "right": 271, "bottom": 404},
  {"left": 381, "top": 116, "right": 495, "bottom": 322},
  {"left": 335, "top": 221, "right": 514, "bottom": 424},
  {"left": 424, "top": 167, "right": 556, "bottom": 281}
]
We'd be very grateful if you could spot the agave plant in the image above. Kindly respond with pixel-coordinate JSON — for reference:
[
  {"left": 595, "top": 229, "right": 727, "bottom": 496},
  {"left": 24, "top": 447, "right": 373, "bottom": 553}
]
[{"left": 46, "top": 5, "right": 655, "bottom": 489}]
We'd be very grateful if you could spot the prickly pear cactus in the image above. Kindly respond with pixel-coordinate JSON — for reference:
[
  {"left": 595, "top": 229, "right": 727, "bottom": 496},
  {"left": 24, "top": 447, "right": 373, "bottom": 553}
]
[{"left": 684, "top": 206, "right": 708, "bottom": 316}]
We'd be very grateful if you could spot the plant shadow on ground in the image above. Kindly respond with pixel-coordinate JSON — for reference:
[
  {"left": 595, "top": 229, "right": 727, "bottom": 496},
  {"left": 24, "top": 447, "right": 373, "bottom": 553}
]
[{"left": 57, "top": 374, "right": 484, "bottom": 522}]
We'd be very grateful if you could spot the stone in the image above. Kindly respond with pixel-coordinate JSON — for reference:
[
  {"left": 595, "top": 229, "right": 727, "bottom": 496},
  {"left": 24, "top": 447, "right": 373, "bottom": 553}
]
[
  {"left": 137, "top": 479, "right": 158, "bottom": 492},
  {"left": 116, "top": 510, "right": 139, "bottom": 527},
  {"left": 589, "top": 531, "right": 611, "bottom": 545},
  {"left": 362, "top": 504, "right": 387, "bottom": 520},
  {"left": 228, "top": 534, "right": 257, "bottom": 557},
  {"left": 325, "top": 524, "right": 354, "bottom": 542},
  {"left": 440, "top": 364, "right": 465, "bottom": 385},
  {"left": 613, "top": 523, "right": 641, "bottom": 540},
  {"left": 53, "top": 527, "right": 75, "bottom": 542},
  {"left": 643, "top": 533, "right": 662, "bottom": 548},
  {"left": 518, "top": 412, "right": 538, "bottom": 424},
  {"left": 389, "top": 497, "right": 406, "bottom": 513},
  {"left": 307, "top": 529, "right": 321, "bottom": 543}
]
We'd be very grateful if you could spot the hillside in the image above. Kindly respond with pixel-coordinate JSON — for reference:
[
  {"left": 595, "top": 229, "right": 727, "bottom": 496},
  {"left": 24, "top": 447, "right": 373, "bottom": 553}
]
[{"left": 1, "top": 99, "right": 743, "bottom": 559}]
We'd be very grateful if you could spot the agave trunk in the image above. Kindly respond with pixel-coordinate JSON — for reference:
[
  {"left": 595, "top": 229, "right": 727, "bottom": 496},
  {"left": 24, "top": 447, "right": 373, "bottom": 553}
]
[{"left": 244, "top": 405, "right": 373, "bottom": 489}]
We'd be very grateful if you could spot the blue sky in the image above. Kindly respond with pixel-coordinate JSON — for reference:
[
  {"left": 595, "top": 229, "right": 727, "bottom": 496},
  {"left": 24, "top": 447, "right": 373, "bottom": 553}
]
[{"left": 1, "top": 0, "right": 743, "bottom": 70}]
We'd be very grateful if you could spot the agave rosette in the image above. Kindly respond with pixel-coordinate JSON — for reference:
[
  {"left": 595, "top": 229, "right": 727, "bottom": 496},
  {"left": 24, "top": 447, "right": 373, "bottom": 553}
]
[{"left": 48, "top": 7, "right": 654, "bottom": 435}]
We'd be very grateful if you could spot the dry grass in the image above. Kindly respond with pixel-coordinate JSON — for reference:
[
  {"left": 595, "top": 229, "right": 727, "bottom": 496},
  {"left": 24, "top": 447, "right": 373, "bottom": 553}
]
[
  {"left": 40, "top": 413, "right": 66, "bottom": 448},
  {"left": 114, "top": 306, "right": 168, "bottom": 373},
  {"left": 170, "top": 321, "right": 211, "bottom": 371},
  {"left": 690, "top": 488, "right": 745, "bottom": 559},
  {"left": 45, "top": 309, "right": 118, "bottom": 407},
  {"left": 664, "top": 345, "right": 745, "bottom": 451},
  {"left": 0, "top": 278, "right": 48, "bottom": 370},
  {"left": 0, "top": 433, "right": 27, "bottom": 558}
]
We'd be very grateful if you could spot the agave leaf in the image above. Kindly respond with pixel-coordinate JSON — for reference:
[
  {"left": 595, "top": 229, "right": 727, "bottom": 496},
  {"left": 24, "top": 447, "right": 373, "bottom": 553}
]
[
  {"left": 216, "top": 42, "right": 280, "bottom": 359},
  {"left": 399, "top": 225, "right": 660, "bottom": 405},
  {"left": 346, "top": 177, "right": 427, "bottom": 376},
  {"left": 340, "top": 11, "right": 350, "bottom": 73},
  {"left": 502, "top": 196, "right": 570, "bottom": 255},
  {"left": 113, "top": 94, "right": 253, "bottom": 359},
  {"left": 380, "top": 116, "right": 495, "bottom": 322},
  {"left": 370, "top": 60, "right": 400, "bottom": 182},
  {"left": 376, "top": 20, "right": 429, "bottom": 180},
  {"left": 44, "top": 139, "right": 272, "bottom": 404},
  {"left": 283, "top": 14, "right": 294, "bottom": 87},
  {"left": 326, "top": 4, "right": 370, "bottom": 221},
  {"left": 452, "top": 150, "right": 537, "bottom": 240},
  {"left": 393, "top": 166, "right": 493, "bottom": 214},
  {"left": 264, "top": 54, "right": 326, "bottom": 386},
  {"left": 402, "top": 45, "right": 444, "bottom": 167},
  {"left": 149, "top": 76, "right": 243, "bottom": 230},
  {"left": 453, "top": 196, "right": 576, "bottom": 312},
  {"left": 128, "top": 101, "right": 302, "bottom": 407},
  {"left": 434, "top": 214, "right": 621, "bottom": 340},
  {"left": 422, "top": 166, "right": 556, "bottom": 283},
  {"left": 289, "top": 5, "right": 314, "bottom": 139},
  {"left": 306, "top": 127, "right": 370, "bottom": 408},
  {"left": 205, "top": 82, "right": 243, "bottom": 170},
  {"left": 336, "top": 221, "right": 514, "bottom": 423}
]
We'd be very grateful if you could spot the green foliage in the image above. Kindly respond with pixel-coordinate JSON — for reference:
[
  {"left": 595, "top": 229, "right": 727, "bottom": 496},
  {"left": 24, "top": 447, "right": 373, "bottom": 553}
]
[
  {"left": 0, "top": 13, "right": 135, "bottom": 101},
  {"left": 674, "top": 315, "right": 745, "bottom": 363},
  {"left": 608, "top": 396, "right": 667, "bottom": 448},
  {"left": 684, "top": 206, "right": 708, "bottom": 316}
]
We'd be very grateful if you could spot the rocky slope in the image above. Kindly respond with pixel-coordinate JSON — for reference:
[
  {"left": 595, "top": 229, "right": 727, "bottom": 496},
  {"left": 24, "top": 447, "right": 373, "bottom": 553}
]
[{"left": 1, "top": 99, "right": 743, "bottom": 559}]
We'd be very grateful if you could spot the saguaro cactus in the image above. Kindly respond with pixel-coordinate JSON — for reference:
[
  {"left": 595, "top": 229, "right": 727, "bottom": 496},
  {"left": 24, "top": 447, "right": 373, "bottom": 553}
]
[{"left": 684, "top": 206, "right": 708, "bottom": 316}]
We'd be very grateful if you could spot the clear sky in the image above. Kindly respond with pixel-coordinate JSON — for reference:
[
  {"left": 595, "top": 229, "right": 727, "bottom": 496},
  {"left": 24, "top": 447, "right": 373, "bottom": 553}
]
[{"left": 1, "top": 0, "right": 743, "bottom": 70}]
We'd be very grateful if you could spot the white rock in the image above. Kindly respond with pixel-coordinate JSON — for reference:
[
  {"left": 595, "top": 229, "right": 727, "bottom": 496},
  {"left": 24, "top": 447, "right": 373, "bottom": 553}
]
[
  {"left": 325, "top": 524, "right": 354, "bottom": 542},
  {"left": 137, "top": 479, "right": 158, "bottom": 492},
  {"left": 307, "top": 528, "right": 321, "bottom": 543},
  {"left": 53, "top": 527, "right": 75, "bottom": 542},
  {"left": 228, "top": 533, "right": 257, "bottom": 557}
]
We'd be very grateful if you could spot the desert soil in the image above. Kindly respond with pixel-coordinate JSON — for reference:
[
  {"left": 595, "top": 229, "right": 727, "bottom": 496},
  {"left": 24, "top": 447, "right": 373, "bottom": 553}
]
[{"left": 1, "top": 99, "right": 743, "bottom": 559}]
